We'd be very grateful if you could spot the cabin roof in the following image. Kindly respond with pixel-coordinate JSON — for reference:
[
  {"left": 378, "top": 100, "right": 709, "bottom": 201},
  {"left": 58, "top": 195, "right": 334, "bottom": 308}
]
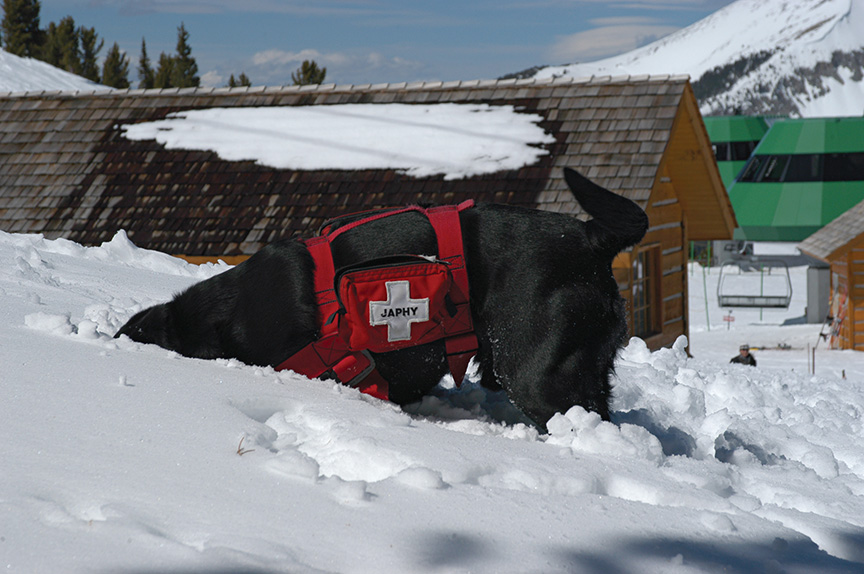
[
  {"left": 0, "top": 75, "right": 733, "bottom": 256},
  {"left": 799, "top": 197, "right": 864, "bottom": 262}
]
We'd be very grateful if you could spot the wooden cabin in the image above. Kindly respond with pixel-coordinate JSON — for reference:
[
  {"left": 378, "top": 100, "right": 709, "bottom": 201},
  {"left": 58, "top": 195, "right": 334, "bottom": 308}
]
[
  {"left": 0, "top": 75, "right": 734, "bottom": 350},
  {"left": 799, "top": 199, "right": 864, "bottom": 350}
]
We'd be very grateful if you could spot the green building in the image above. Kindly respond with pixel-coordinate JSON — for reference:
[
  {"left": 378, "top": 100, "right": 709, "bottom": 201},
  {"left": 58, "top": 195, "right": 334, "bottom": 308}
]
[
  {"left": 728, "top": 117, "right": 864, "bottom": 241},
  {"left": 703, "top": 116, "right": 768, "bottom": 188}
]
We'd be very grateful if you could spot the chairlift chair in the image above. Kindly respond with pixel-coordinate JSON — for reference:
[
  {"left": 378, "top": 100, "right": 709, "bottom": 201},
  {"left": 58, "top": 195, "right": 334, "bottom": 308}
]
[{"left": 717, "top": 259, "right": 793, "bottom": 309}]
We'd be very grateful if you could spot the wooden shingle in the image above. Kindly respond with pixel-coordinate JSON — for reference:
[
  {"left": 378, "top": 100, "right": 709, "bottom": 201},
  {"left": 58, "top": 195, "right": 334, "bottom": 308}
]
[
  {"left": 799, "top": 199, "right": 864, "bottom": 262},
  {"left": 0, "top": 74, "right": 727, "bottom": 257}
]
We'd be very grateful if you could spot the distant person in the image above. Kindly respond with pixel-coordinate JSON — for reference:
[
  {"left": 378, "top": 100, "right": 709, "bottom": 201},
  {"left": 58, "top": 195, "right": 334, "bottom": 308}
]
[{"left": 730, "top": 344, "right": 756, "bottom": 366}]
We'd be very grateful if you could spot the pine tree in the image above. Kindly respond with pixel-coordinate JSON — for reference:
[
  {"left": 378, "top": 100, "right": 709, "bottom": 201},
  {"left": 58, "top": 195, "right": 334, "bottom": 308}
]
[
  {"left": 101, "top": 42, "right": 130, "bottom": 88},
  {"left": 39, "top": 20, "right": 59, "bottom": 64},
  {"left": 228, "top": 72, "right": 251, "bottom": 88},
  {"left": 78, "top": 25, "right": 102, "bottom": 82},
  {"left": 291, "top": 60, "right": 326, "bottom": 86},
  {"left": 170, "top": 23, "right": 199, "bottom": 88},
  {"left": 1, "top": 0, "right": 43, "bottom": 57},
  {"left": 154, "top": 52, "right": 174, "bottom": 89},
  {"left": 137, "top": 38, "right": 154, "bottom": 89},
  {"left": 41, "top": 16, "right": 80, "bottom": 74}
]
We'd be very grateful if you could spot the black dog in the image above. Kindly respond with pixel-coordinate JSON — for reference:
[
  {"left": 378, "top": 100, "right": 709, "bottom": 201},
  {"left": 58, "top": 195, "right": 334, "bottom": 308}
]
[{"left": 116, "top": 168, "right": 648, "bottom": 428}]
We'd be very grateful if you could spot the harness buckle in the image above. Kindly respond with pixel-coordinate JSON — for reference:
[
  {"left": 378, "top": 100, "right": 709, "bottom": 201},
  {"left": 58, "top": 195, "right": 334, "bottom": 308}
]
[{"left": 331, "top": 350, "right": 376, "bottom": 386}]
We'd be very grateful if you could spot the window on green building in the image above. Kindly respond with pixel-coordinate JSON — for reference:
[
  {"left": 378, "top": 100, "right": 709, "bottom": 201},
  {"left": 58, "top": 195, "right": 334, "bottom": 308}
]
[
  {"left": 739, "top": 152, "right": 864, "bottom": 183},
  {"left": 712, "top": 140, "right": 761, "bottom": 162}
]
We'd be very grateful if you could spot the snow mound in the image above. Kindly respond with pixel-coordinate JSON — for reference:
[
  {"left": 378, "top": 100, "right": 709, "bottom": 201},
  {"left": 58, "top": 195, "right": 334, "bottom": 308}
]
[
  {"left": 2, "top": 230, "right": 864, "bottom": 572},
  {"left": 0, "top": 47, "right": 108, "bottom": 93}
]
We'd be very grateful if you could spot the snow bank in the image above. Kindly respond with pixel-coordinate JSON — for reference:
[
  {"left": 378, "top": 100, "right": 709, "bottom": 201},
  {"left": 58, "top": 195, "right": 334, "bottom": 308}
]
[
  {"left": 121, "top": 104, "right": 555, "bottom": 180},
  {"left": 2, "top": 231, "right": 864, "bottom": 573},
  {"left": 0, "top": 47, "right": 107, "bottom": 93}
]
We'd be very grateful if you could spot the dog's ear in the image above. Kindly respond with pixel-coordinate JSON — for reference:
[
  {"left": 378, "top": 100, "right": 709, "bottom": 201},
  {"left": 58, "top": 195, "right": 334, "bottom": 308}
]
[{"left": 114, "top": 304, "right": 179, "bottom": 352}]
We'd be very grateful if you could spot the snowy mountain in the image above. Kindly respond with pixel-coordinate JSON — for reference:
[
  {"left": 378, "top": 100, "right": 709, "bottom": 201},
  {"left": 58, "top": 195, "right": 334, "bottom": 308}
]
[
  {"left": 530, "top": 0, "right": 864, "bottom": 117},
  {"left": 0, "top": 47, "right": 106, "bottom": 93}
]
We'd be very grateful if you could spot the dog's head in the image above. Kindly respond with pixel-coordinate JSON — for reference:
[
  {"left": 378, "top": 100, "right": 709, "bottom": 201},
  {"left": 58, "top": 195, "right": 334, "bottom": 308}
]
[
  {"left": 115, "top": 303, "right": 180, "bottom": 350},
  {"left": 114, "top": 299, "right": 226, "bottom": 360}
]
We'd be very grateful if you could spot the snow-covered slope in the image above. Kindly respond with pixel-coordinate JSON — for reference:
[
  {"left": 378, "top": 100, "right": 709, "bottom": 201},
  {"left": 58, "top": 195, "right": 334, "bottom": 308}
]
[
  {"left": 3, "top": 231, "right": 864, "bottom": 572},
  {"left": 0, "top": 48, "right": 106, "bottom": 93},
  {"left": 532, "top": 0, "right": 864, "bottom": 117}
]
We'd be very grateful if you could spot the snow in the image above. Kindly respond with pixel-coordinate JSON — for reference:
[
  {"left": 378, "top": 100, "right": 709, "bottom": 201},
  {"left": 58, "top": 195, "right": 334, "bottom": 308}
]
[
  {"left": 122, "top": 104, "right": 555, "bottom": 180},
  {"left": 537, "top": 0, "right": 849, "bottom": 80},
  {"left": 0, "top": 48, "right": 107, "bottom": 93},
  {"left": 753, "top": 242, "right": 804, "bottom": 256},
  {"left": 3, "top": 229, "right": 864, "bottom": 573},
  {"left": 533, "top": 0, "right": 864, "bottom": 118},
  {"left": 795, "top": 67, "right": 864, "bottom": 118}
]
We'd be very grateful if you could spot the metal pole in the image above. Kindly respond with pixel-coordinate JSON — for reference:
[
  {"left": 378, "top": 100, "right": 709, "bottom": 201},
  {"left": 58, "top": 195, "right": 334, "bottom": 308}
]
[
  {"left": 703, "top": 265, "right": 710, "bottom": 330},
  {"left": 812, "top": 346, "right": 816, "bottom": 375},
  {"left": 760, "top": 264, "right": 765, "bottom": 322},
  {"left": 690, "top": 241, "right": 694, "bottom": 276}
]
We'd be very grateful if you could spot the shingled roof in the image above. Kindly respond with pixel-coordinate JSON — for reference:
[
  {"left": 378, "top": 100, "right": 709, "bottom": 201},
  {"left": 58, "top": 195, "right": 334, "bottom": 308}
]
[
  {"left": 0, "top": 74, "right": 728, "bottom": 257},
  {"left": 798, "top": 197, "right": 864, "bottom": 262}
]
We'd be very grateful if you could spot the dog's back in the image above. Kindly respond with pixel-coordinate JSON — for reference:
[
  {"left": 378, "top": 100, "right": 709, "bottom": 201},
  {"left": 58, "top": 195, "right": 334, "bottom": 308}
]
[{"left": 115, "top": 169, "right": 647, "bottom": 429}]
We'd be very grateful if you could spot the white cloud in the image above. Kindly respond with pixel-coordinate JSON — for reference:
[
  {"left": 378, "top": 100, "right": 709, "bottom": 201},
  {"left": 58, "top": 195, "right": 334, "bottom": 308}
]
[
  {"left": 247, "top": 48, "right": 424, "bottom": 86},
  {"left": 199, "top": 70, "right": 223, "bottom": 88},
  {"left": 589, "top": 16, "right": 666, "bottom": 26},
  {"left": 251, "top": 48, "right": 350, "bottom": 68},
  {"left": 548, "top": 23, "right": 679, "bottom": 63},
  {"left": 555, "top": 0, "right": 725, "bottom": 8},
  {"left": 100, "top": 0, "right": 425, "bottom": 19}
]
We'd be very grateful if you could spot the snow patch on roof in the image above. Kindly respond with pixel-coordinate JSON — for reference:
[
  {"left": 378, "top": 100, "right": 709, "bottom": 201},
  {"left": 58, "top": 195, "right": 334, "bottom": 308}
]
[
  {"left": 0, "top": 48, "right": 107, "bottom": 93},
  {"left": 122, "top": 103, "right": 555, "bottom": 180}
]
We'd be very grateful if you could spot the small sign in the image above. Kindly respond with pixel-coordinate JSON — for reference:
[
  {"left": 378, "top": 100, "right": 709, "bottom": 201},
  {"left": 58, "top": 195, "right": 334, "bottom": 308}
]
[{"left": 723, "top": 310, "right": 735, "bottom": 330}]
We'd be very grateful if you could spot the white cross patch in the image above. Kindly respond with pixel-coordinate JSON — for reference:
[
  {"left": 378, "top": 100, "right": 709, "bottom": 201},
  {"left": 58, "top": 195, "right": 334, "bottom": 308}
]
[{"left": 369, "top": 280, "right": 431, "bottom": 342}]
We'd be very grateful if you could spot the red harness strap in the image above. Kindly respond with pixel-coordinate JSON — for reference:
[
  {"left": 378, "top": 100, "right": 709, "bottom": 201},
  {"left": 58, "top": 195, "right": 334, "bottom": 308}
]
[
  {"left": 275, "top": 201, "right": 478, "bottom": 400},
  {"left": 426, "top": 204, "right": 476, "bottom": 385}
]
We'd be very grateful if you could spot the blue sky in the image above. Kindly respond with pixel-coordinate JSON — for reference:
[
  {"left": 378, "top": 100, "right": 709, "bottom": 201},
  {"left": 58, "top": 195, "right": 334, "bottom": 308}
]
[{"left": 40, "top": 0, "right": 736, "bottom": 87}]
